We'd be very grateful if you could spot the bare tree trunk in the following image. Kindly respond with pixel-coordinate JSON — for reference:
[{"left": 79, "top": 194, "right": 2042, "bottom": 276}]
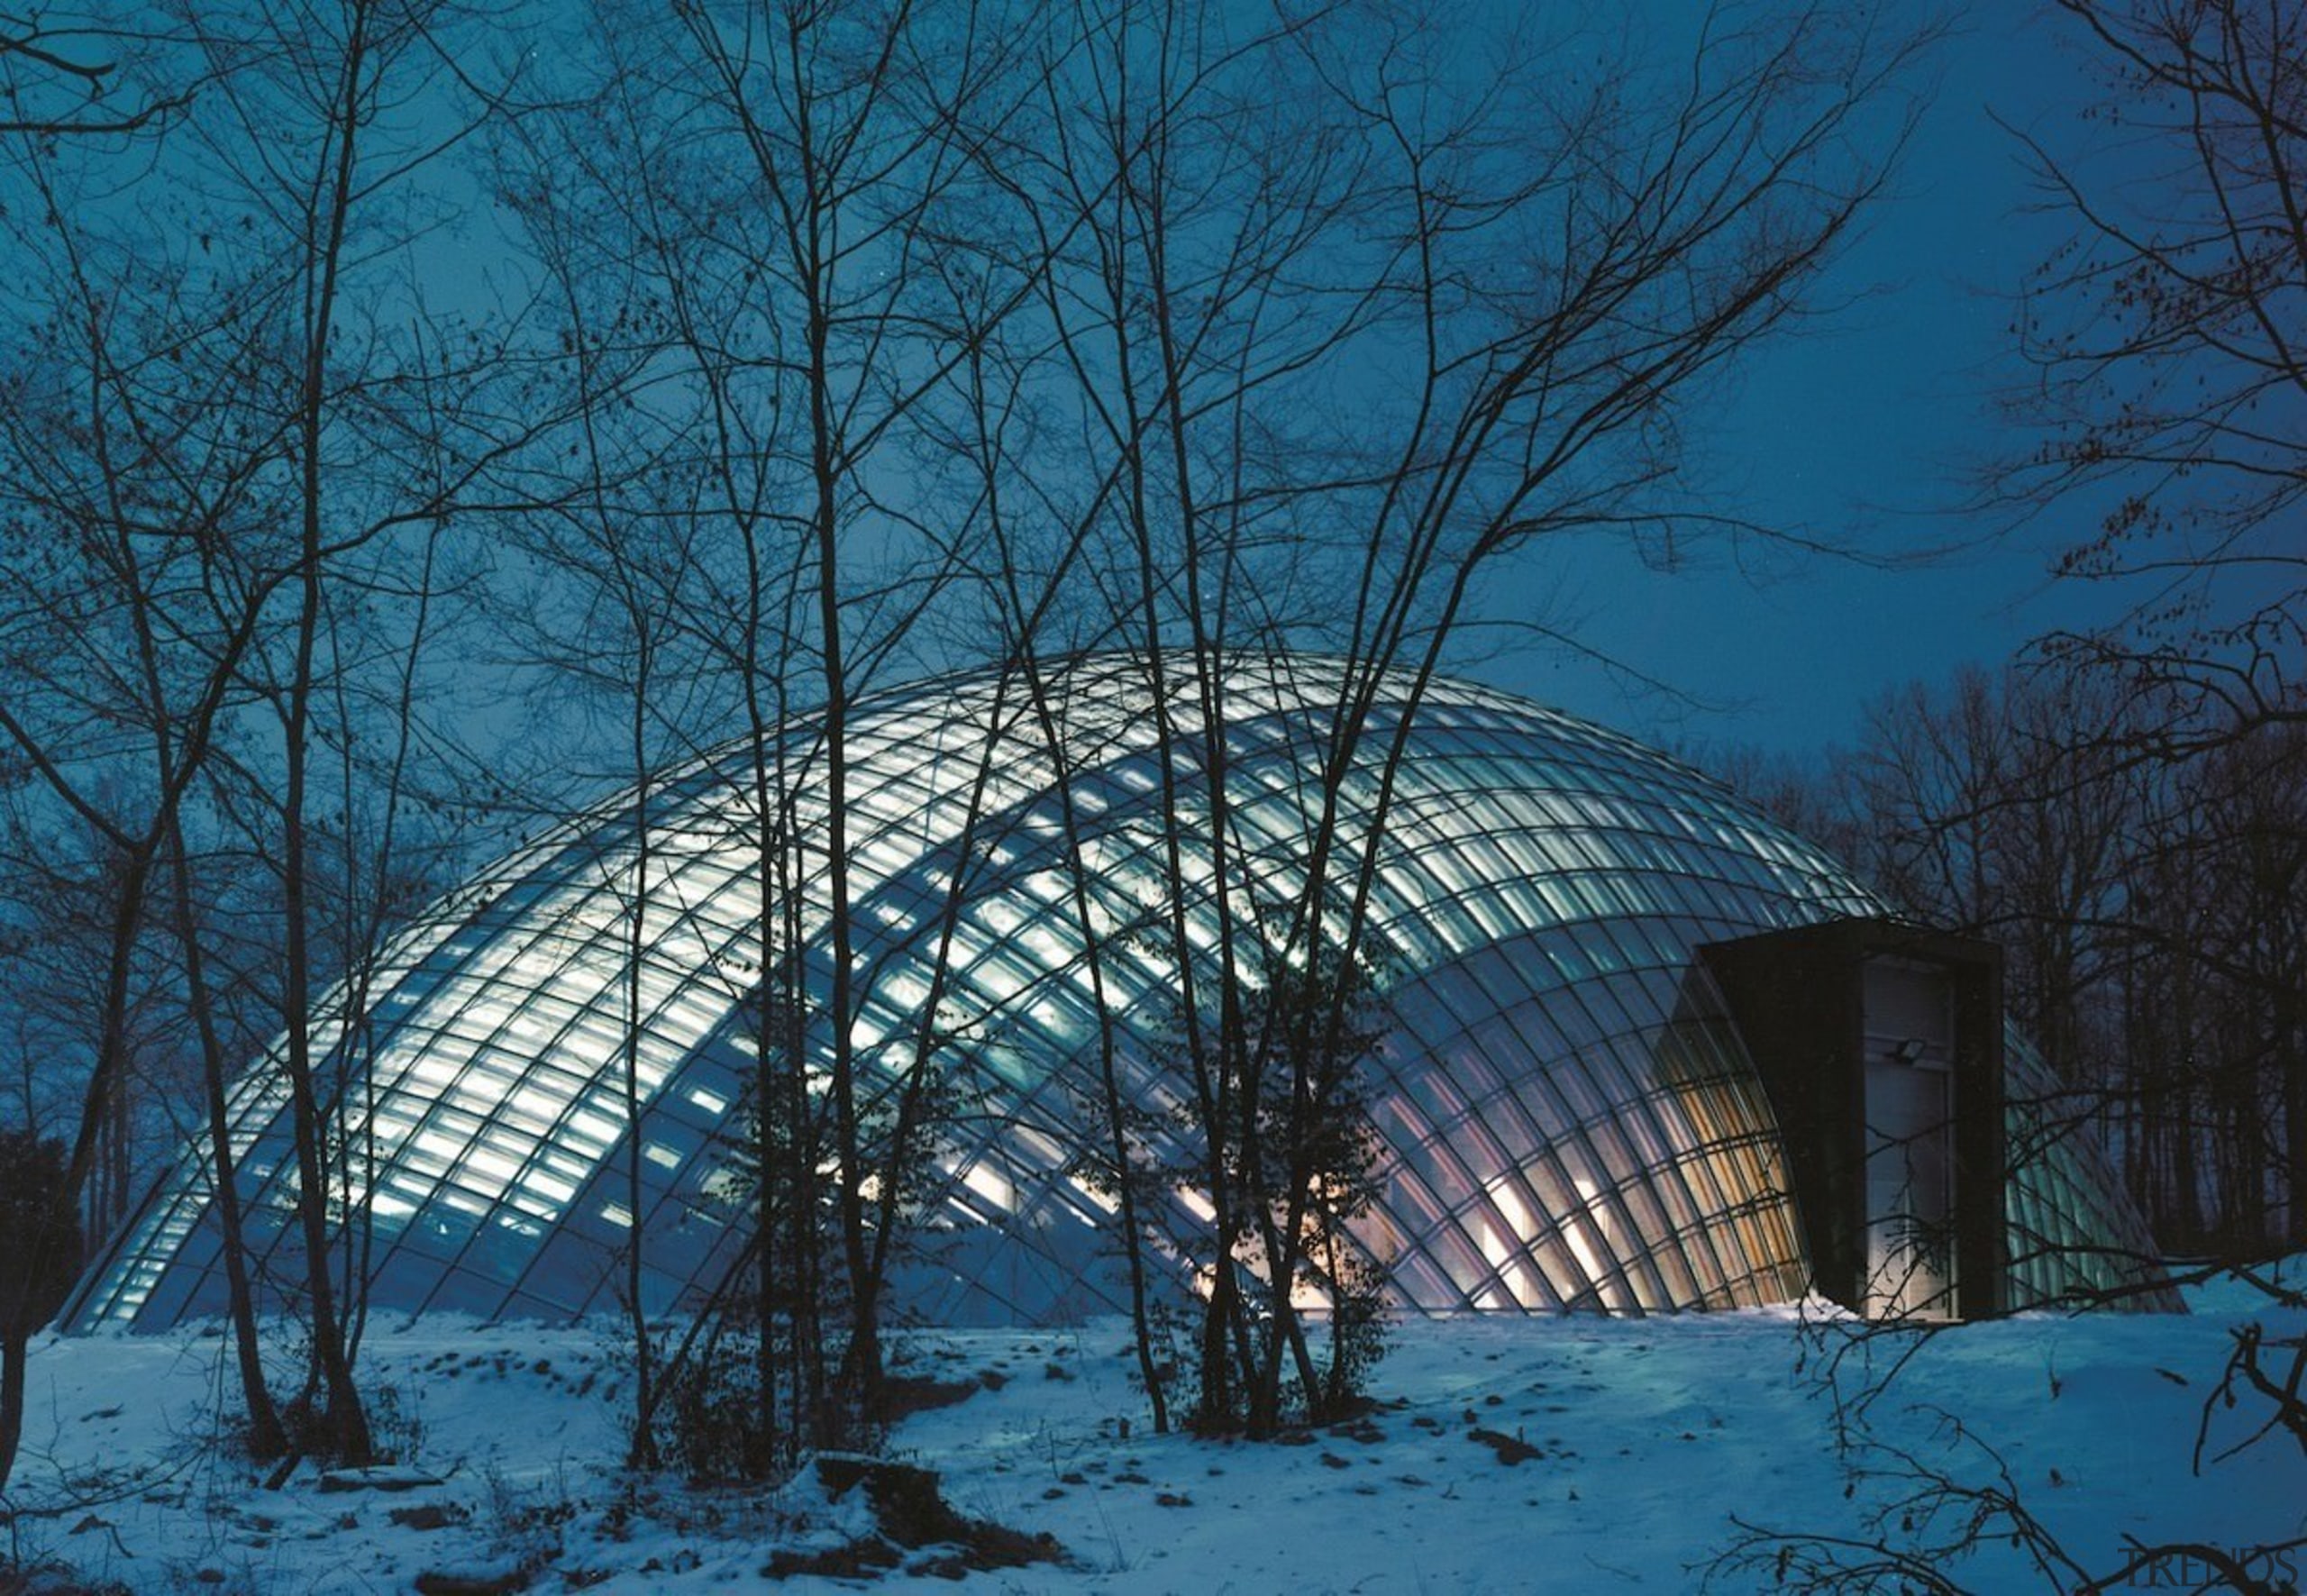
[
  {"left": 1017, "top": 658, "right": 1172, "bottom": 1433},
  {"left": 271, "top": 0, "right": 378, "bottom": 1464},
  {"left": 166, "top": 817, "right": 287, "bottom": 1460},
  {"left": 624, "top": 680, "right": 661, "bottom": 1470},
  {"left": 0, "top": 1333, "right": 24, "bottom": 1492}
]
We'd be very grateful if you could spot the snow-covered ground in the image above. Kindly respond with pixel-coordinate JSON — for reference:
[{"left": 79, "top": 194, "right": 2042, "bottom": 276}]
[{"left": 6, "top": 1281, "right": 2302, "bottom": 1593}]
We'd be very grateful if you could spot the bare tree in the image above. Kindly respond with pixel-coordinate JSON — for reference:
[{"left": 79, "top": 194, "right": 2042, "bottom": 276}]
[
  {"left": 499, "top": 0, "right": 1053, "bottom": 1464},
  {"left": 0, "top": 0, "right": 1934, "bottom": 1487},
  {"left": 1836, "top": 664, "right": 2140, "bottom": 1090},
  {"left": 989, "top": 0, "right": 1935, "bottom": 1434},
  {"left": 1699, "top": 662, "right": 2307, "bottom": 1591},
  {"left": 2006, "top": 0, "right": 2307, "bottom": 756},
  {"left": 486, "top": 236, "right": 709, "bottom": 1466},
  {"left": 0, "top": 132, "right": 311, "bottom": 1479},
  {"left": 2122, "top": 720, "right": 2307, "bottom": 1251},
  {"left": 0, "top": 1132, "right": 79, "bottom": 1487},
  {"left": 1723, "top": 654, "right": 2302, "bottom": 1255},
  {"left": 0, "top": 0, "right": 552, "bottom": 1469},
  {"left": 0, "top": 10, "right": 189, "bottom": 136},
  {"left": 659, "top": 0, "right": 1036, "bottom": 1428}
]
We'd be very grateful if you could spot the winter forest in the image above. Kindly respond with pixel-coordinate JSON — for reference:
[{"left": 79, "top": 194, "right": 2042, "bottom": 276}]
[{"left": 0, "top": 1, "right": 2302, "bottom": 1591}]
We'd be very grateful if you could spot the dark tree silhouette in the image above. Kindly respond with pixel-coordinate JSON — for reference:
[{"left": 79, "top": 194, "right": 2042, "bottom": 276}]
[
  {"left": 2007, "top": 0, "right": 2307, "bottom": 755},
  {"left": 0, "top": 14, "right": 187, "bottom": 135},
  {"left": 0, "top": 1131, "right": 80, "bottom": 1489}
]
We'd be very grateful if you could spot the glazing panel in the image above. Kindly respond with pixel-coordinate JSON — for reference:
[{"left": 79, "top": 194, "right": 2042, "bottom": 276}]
[{"left": 68, "top": 652, "right": 2166, "bottom": 1333}]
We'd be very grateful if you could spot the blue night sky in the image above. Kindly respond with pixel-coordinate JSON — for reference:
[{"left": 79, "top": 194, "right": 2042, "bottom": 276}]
[
  {"left": 405, "top": 3, "right": 2132, "bottom": 768},
  {"left": 1484, "top": 5, "right": 2118, "bottom": 759}
]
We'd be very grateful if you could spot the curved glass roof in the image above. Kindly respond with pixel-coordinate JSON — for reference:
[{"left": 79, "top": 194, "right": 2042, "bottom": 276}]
[{"left": 68, "top": 652, "right": 2158, "bottom": 1329}]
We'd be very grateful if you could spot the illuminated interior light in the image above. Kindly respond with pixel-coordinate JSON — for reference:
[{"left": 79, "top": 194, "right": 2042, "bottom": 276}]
[
  {"left": 518, "top": 1168, "right": 577, "bottom": 1205},
  {"left": 1174, "top": 1185, "right": 1217, "bottom": 1227},
  {"left": 1480, "top": 1174, "right": 1537, "bottom": 1309},
  {"left": 961, "top": 1162, "right": 1016, "bottom": 1214},
  {"left": 460, "top": 1147, "right": 522, "bottom": 1186},
  {"left": 75, "top": 654, "right": 2163, "bottom": 1332},
  {"left": 1066, "top": 1175, "right": 1120, "bottom": 1216}
]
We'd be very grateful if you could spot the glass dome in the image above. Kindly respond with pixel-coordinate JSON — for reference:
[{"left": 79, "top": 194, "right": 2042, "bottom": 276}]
[{"left": 68, "top": 652, "right": 2161, "bottom": 1329}]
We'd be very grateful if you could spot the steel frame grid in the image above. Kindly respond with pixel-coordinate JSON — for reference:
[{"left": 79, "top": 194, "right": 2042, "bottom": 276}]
[{"left": 68, "top": 652, "right": 2162, "bottom": 1330}]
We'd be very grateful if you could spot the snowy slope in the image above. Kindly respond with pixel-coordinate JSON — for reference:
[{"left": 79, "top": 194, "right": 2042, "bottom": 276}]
[{"left": 6, "top": 1286, "right": 2301, "bottom": 1593}]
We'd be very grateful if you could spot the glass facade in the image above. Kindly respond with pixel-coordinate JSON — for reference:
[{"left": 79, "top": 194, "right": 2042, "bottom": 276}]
[{"left": 68, "top": 652, "right": 2162, "bottom": 1330}]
